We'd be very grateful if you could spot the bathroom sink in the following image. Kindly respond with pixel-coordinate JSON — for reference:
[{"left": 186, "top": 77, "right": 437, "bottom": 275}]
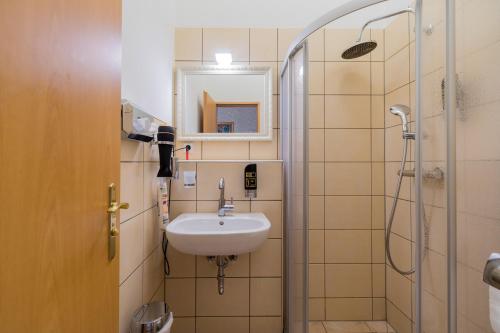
[{"left": 166, "top": 213, "right": 271, "bottom": 256}]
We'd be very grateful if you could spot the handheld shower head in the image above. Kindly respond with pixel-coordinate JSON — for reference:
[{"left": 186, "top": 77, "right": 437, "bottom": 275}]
[{"left": 390, "top": 104, "right": 411, "bottom": 133}]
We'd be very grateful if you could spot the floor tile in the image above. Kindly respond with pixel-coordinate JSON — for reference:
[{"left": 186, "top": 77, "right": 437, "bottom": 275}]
[{"left": 323, "top": 321, "right": 372, "bottom": 333}]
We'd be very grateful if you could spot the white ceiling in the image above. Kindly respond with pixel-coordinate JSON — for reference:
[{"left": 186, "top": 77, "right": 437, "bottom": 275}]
[{"left": 174, "top": 0, "right": 412, "bottom": 28}]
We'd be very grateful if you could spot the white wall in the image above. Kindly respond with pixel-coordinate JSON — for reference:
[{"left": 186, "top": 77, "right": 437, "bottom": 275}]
[
  {"left": 174, "top": 0, "right": 412, "bottom": 28},
  {"left": 122, "top": 0, "right": 175, "bottom": 123}
]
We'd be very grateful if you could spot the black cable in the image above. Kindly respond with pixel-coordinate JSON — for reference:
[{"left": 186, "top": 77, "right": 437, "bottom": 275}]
[
  {"left": 162, "top": 232, "right": 171, "bottom": 276},
  {"left": 162, "top": 178, "right": 173, "bottom": 276}
]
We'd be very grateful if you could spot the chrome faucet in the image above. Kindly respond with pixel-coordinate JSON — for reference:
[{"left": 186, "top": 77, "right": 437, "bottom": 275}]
[{"left": 218, "top": 178, "right": 234, "bottom": 217}]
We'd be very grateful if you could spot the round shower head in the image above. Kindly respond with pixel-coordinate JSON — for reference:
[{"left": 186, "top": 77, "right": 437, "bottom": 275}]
[{"left": 341, "top": 41, "right": 377, "bottom": 59}]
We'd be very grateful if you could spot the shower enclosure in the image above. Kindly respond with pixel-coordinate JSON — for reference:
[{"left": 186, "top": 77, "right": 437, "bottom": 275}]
[{"left": 281, "top": 0, "right": 500, "bottom": 332}]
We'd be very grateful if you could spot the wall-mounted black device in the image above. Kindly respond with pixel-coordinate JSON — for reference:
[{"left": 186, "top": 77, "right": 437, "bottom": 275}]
[
  {"left": 244, "top": 164, "right": 257, "bottom": 198},
  {"left": 157, "top": 125, "right": 176, "bottom": 178}
]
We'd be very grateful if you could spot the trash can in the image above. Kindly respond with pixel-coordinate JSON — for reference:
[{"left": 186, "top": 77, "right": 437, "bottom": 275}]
[{"left": 131, "top": 301, "right": 173, "bottom": 333}]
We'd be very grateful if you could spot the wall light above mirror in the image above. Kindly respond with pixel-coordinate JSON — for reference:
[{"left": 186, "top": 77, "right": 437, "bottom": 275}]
[{"left": 176, "top": 66, "right": 273, "bottom": 141}]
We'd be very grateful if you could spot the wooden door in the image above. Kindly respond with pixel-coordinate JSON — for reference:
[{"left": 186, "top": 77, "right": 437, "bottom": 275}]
[
  {"left": 203, "top": 90, "right": 217, "bottom": 133},
  {"left": 0, "top": 0, "right": 121, "bottom": 332}
]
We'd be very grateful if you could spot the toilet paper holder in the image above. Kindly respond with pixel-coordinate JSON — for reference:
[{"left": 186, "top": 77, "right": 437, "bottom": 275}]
[{"left": 484, "top": 253, "right": 500, "bottom": 290}]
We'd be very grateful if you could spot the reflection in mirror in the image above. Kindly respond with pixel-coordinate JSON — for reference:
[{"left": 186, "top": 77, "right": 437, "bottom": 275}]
[
  {"left": 176, "top": 66, "right": 272, "bottom": 141},
  {"left": 203, "top": 91, "right": 259, "bottom": 133}
]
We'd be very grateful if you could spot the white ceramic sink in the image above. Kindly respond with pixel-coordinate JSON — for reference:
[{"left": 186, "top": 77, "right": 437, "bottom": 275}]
[{"left": 166, "top": 213, "right": 271, "bottom": 256}]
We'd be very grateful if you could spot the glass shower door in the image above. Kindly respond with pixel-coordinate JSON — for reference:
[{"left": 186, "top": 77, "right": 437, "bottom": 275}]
[
  {"left": 455, "top": 0, "right": 500, "bottom": 332},
  {"left": 281, "top": 42, "right": 308, "bottom": 333},
  {"left": 419, "top": 0, "right": 500, "bottom": 332}
]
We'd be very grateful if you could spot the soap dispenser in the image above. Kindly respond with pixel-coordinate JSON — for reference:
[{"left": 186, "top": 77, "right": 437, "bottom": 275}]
[{"left": 244, "top": 164, "right": 257, "bottom": 198}]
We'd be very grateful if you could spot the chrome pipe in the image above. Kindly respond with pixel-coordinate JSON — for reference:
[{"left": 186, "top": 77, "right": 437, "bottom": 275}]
[{"left": 355, "top": 8, "right": 415, "bottom": 42}]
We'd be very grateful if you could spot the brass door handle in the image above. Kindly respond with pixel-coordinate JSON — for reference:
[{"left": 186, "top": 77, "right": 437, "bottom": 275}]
[
  {"left": 107, "top": 183, "right": 129, "bottom": 260},
  {"left": 108, "top": 202, "right": 130, "bottom": 213}
]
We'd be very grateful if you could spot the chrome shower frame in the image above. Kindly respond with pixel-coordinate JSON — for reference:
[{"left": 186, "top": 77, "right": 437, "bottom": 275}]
[{"left": 280, "top": 0, "right": 425, "bottom": 332}]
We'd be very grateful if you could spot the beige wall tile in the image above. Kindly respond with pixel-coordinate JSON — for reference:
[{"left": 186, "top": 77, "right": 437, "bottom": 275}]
[
  {"left": 325, "top": 162, "right": 371, "bottom": 195},
  {"left": 196, "top": 317, "right": 249, "bottom": 333},
  {"left": 250, "top": 28, "right": 277, "bottom": 61},
  {"left": 197, "top": 278, "right": 250, "bottom": 316},
  {"left": 143, "top": 162, "right": 159, "bottom": 209},
  {"left": 309, "top": 230, "right": 325, "bottom": 263},
  {"left": 143, "top": 247, "right": 164, "bottom": 302},
  {"left": 385, "top": 47, "right": 410, "bottom": 94},
  {"left": 409, "top": 42, "right": 415, "bottom": 82},
  {"left": 121, "top": 140, "right": 143, "bottom": 162},
  {"left": 197, "top": 163, "right": 245, "bottom": 200},
  {"left": 309, "top": 95, "right": 325, "bottom": 128},
  {"left": 202, "top": 141, "right": 250, "bottom": 160},
  {"left": 165, "top": 278, "right": 196, "bottom": 317},
  {"left": 385, "top": 124, "right": 404, "bottom": 162},
  {"left": 166, "top": 247, "right": 196, "bottom": 278},
  {"left": 309, "top": 264, "right": 325, "bottom": 297},
  {"left": 250, "top": 61, "right": 278, "bottom": 94},
  {"left": 119, "top": 268, "right": 143, "bottom": 333},
  {"left": 387, "top": 301, "right": 412, "bottom": 333},
  {"left": 386, "top": 266, "right": 412, "bottom": 318},
  {"left": 373, "top": 298, "right": 387, "bottom": 320},
  {"left": 385, "top": 162, "right": 411, "bottom": 201},
  {"left": 372, "top": 230, "right": 385, "bottom": 264},
  {"left": 324, "top": 196, "right": 371, "bottom": 230},
  {"left": 309, "top": 62, "right": 325, "bottom": 94},
  {"left": 309, "top": 129, "right": 325, "bottom": 162},
  {"left": 170, "top": 201, "right": 197, "bottom": 219},
  {"left": 256, "top": 162, "right": 282, "bottom": 200},
  {"left": 325, "top": 264, "right": 372, "bottom": 297},
  {"left": 325, "top": 129, "right": 371, "bottom": 162},
  {"left": 120, "top": 214, "right": 144, "bottom": 283},
  {"left": 170, "top": 162, "right": 197, "bottom": 200},
  {"left": 309, "top": 298, "right": 326, "bottom": 321},
  {"left": 372, "top": 129, "right": 384, "bottom": 162},
  {"left": 251, "top": 201, "right": 282, "bottom": 239},
  {"left": 370, "top": 29, "right": 385, "bottom": 61},
  {"left": 278, "top": 29, "right": 301, "bottom": 60},
  {"left": 203, "top": 28, "right": 249, "bottom": 62},
  {"left": 143, "top": 208, "right": 161, "bottom": 258},
  {"left": 372, "top": 162, "right": 385, "bottom": 196},
  {"left": 373, "top": 264, "right": 386, "bottom": 297},
  {"left": 250, "top": 129, "right": 278, "bottom": 160},
  {"left": 372, "top": 196, "right": 385, "bottom": 229},
  {"left": 371, "top": 62, "right": 385, "bottom": 95},
  {"left": 385, "top": 197, "right": 411, "bottom": 239},
  {"left": 325, "top": 62, "right": 370, "bottom": 94},
  {"left": 120, "top": 162, "right": 144, "bottom": 222},
  {"left": 386, "top": 234, "right": 412, "bottom": 274},
  {"left": 175, "top": 28, "right": 203, "bottom": 61},
  {"left": 324, "top": 95, "right": 371, "bottom": 129},
  {"left": 372, "top": 95, "right": 385, "bottom": 129},
  {"left": 196, "top": 253, "right": 250, "bottom": 277},
  {"left": 309, "top": 196, "right": 325, "bottom": 230},
  {"left": 250, "top": 278, "right": 281, "bottom": 316},
  {"left": 309, "top": 163, "right": 325, "bottom": 195},
  {"left": 250, "top": 239, "right": 282, "bottom": 277},
  {"left": 325, "top": 298, "right": 372, "bottom": 320},
  {"left": 171, "top": 318, "right": 195, "bottom": 333},
  {"left": 273, "top": 95, "right": 279, "bottom": 129},
  {"left": 325, "top": 29, "right": 370, "bottom": 62},
  {"left": 325, "top": 230, "right": 371, "bottom": 263},
  {"left": 385, "top": 13, "right": 410, "bottom": 60},
  {"left": 250, "top": 317, "right": 282, "bottom": 333},
  {"left": 308, "top": 29, "right": 325, "bottom": 61}
]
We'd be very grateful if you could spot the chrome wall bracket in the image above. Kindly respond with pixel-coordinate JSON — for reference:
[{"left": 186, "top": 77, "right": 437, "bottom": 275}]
[{"left": 484, "top": 253, "right": 500, "bottom": 290}]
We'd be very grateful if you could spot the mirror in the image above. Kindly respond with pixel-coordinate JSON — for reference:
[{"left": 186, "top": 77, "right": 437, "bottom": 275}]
[{"left": 176, "top": 66, "right": 273, "bottom": 141}]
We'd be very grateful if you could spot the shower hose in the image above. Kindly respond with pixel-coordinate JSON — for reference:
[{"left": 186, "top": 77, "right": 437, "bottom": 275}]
[{"left": 386, "top": 136, "right": 415, "bottom": 276}]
